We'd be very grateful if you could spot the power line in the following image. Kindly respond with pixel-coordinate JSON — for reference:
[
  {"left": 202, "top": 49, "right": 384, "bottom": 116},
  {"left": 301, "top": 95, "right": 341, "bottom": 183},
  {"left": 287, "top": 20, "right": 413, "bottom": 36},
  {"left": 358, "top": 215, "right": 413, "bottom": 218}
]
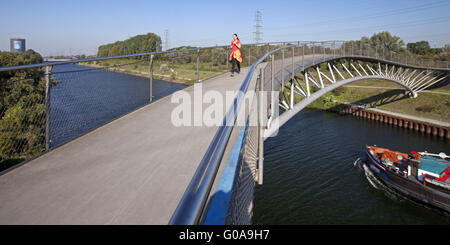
[
  {"left": 166, "top": 1, "right": 450, "bottom": 48},
  {"left": 265, "top": 16, "right": 450, "bottom": 39},
  {"left": 332, "top": 0, "right": 450, "bottom": 24},
  {"left": 263, "top": 0, "right": 450, "bottom": 32},
  {"left": 254, "top": 10, "right": 263, "bottom": 44},
  {"left": 164, "top": 29, "right": 169, "bottom": 51},
  {"left": 171, "top": 1, "right": 449, "bottom": 47},
  {"left": 402, "top": 32, "right": 450, "bottom": 40}
]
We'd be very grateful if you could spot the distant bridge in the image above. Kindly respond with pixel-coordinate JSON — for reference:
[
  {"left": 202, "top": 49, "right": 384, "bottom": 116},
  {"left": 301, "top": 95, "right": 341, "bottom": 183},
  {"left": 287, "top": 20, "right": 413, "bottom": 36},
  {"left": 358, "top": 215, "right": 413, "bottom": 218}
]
[
  {"left": 44, "top": 58, "right": 74, "bottom": 62},
  {"left": 0, "top": 41, "right": 448, "bottom": 225}
]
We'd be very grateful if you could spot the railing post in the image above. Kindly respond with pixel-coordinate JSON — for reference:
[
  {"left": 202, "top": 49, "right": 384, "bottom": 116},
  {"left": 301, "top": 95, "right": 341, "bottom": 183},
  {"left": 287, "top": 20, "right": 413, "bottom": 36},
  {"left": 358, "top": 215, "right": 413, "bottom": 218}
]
[
  {"left": 271, "top": 54, "right": 274, "bottom": 118},
  {"left": 312, "top": 42, "right": 315, "bottom": 61},
  {"left": 343, "top": 41, "right": 345, "bottom": 56},
  {"left": 196, "top": 48, "right": 200, "bottom": 83},
  {"left": 226, "top": 51, "right": 229, "bottom": 71},
  {"left": 149, "top": 54, "right": 154, "bottom": 103},
  {"left": 333, "top": 41, "right": 336, "bottom": 57},
  {"left": 302, "top": 44, "right": 305, "bottom": 67},
  {"left": 44, "top": 65, "right": 52, "bottom": 151},
  {"left": 367, "top": 43, "right": 370, "bottom": 57},
  {"left": 248, "top": 46, "right": 251, "bottom": 66},
  {"left": 258, "top": 67, "right": 264, "bottom": 185},
  {"left": 282, "top": 48, "right": 285, "bottom": 91},
  {"left": 351, "top": 42, "right": 353, "bottom": 56},
  {"left": 322, "top": 42, "right": 325, "bottom": 61},
  {"left": 360, "top": 42, "right": 362, "bottom": 56},
  {"left": 292, "top": 46, "right": 295, "bottom": 83}
]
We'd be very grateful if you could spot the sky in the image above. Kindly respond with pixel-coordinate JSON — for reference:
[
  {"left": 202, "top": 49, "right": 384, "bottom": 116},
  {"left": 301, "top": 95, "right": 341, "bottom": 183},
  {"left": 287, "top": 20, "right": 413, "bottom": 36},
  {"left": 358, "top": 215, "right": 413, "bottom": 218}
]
[{"left": 1, "top": 0, "right": 450, "bottom": 56}]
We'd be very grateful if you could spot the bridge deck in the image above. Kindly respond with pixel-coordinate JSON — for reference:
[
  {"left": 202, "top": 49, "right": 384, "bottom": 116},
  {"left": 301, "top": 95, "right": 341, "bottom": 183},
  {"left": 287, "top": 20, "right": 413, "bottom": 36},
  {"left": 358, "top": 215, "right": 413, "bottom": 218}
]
[{"left": 0, "top": 69, "right": 250, "bottom": 225}]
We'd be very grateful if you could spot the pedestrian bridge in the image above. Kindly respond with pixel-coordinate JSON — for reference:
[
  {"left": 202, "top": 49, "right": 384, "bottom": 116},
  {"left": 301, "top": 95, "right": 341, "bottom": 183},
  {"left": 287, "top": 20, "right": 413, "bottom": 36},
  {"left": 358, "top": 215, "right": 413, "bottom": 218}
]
[{"left": 0, "top": 41, "right": 448, "bottom": 225}]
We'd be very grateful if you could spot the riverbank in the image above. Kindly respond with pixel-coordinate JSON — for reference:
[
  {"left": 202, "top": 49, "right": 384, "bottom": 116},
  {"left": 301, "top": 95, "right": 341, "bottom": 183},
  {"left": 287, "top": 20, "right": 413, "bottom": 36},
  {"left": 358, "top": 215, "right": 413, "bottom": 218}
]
[
  {"left": 306, "top": 84, "right": 450, "bottom": 137},
  {"left": 78, "top": 58, "right": 229, "bottom": 85},
  {"left": 78, "top": 62, "right": 194, "bottom": 85},
  {"left": 334, "top": 103, "right": 449, "bottom": 138},
  {"left": 307, "top": 83, "right": 450, "bottom": 123}
]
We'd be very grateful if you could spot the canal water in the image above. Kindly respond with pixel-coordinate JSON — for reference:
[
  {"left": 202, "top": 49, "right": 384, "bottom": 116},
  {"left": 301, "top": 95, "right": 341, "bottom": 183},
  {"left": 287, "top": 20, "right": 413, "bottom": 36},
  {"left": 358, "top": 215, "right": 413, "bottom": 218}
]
[
  {"left": 253, "top": 108, "right": 450, "bottom": 224},
  {"left": 50, "top": 64, "right": 186, "bottom": 147}
]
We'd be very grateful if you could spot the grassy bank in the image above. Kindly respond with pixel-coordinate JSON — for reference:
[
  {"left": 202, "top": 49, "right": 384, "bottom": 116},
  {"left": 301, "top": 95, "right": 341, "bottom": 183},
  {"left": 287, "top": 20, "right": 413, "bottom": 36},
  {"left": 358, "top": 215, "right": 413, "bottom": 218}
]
[
  {"left": 306, "top": 81, "right": 450, "bottom": 122},
  {"left": 80, "top": 58, "right": 231, "bottom": 85}
]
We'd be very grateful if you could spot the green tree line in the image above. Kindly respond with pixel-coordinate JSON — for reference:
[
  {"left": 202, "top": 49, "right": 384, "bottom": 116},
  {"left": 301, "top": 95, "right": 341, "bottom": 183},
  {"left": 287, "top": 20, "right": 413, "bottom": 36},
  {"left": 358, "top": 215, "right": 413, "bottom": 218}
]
[
  {"left": 0, "top": 50, "right": 47, "bottom": 165},
  {"left": 97, "top": 33, "right": 162, "bottom": 59},
  {"left": 342, "top": 31, "right": 450, "bottom": 61},
  {"left": 407, "top": 41, "right": 450, "bottom": 61}
]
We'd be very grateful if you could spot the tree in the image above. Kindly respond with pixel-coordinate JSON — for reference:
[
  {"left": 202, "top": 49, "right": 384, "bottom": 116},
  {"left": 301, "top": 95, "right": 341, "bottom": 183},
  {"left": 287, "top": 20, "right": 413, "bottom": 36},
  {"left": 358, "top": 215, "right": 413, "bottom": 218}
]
[
  {"left": 407, "top": 41, "right": 431, "bottom": 55},
  {"left": 342, "top": 31, "right": 405, "bottom": 54},
  {"left": 0, "top": 50, "right": 48, "bottom": 161},
  {"left": 368, "top": 31, "right": 405, "bottom": 53},
  {"left": 97, "top": 33, "right": 162, "bottom": 59},
  {"left": 443, "top": 43, "right": 450, "bottom": 55}
]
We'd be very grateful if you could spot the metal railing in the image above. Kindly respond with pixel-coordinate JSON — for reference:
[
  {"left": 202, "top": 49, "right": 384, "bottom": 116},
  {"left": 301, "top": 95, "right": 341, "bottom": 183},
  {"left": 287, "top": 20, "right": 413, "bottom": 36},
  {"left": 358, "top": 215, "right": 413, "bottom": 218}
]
[{"left": 0, "top": 41, "right": 290, "bottom": 172}]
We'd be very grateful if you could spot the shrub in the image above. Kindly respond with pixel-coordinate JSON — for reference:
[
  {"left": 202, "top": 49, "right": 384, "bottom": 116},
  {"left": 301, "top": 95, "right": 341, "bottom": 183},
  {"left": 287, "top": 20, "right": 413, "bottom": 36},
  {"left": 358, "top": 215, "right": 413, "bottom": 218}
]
[
  {"left": 160, "top": 64, "right": 169, "bottom": 73},
  {"left": 415, "top": 105, "right": 434, "bottom": 112},
  {"left": 332, "top": 87, "right": 347, "bottom": 96}
]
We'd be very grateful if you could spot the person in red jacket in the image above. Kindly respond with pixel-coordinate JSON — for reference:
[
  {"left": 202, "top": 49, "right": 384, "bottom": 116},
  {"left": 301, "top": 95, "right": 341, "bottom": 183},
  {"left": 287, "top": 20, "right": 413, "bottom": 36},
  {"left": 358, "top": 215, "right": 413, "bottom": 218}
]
[{"left": 229, "top": 34, "right": 242, "bottom": 76}]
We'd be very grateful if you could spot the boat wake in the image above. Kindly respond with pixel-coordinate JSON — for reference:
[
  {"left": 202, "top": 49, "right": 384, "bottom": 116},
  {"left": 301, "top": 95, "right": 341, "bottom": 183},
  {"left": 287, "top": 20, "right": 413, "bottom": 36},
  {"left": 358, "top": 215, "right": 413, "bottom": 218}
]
[
  {"left": 353, "top": 158, "right": 362, "bottom": 168},
  {"left": 362, "top": 163, "right": 381, "bottom": 190},
  {"left": 354, "top": 158, "right": 404, "bottom": 201}
]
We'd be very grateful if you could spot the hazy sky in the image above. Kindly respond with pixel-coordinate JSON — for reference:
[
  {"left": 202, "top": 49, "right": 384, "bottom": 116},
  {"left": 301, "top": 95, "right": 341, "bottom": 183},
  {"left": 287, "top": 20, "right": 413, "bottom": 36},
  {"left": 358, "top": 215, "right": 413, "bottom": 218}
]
[{"left": 1, "top": 0, "right": 450, "bottom": 56}]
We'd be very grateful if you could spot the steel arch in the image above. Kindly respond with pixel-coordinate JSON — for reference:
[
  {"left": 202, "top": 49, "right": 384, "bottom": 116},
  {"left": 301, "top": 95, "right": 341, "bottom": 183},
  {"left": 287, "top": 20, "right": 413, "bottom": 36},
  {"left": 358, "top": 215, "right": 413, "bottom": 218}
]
[
  {"left": 264, "top": 55, "right": 449, "bottom": 139},
  {"left": 264, "top": 75, "right": 425, "bottom": 138}
]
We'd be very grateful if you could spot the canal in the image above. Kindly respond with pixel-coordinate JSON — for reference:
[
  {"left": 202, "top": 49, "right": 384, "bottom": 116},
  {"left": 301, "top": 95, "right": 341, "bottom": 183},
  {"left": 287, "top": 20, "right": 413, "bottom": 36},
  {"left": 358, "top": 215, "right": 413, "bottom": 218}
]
[
  {"left": 50, "top": 64, "right": 186, "bottom": 147},
  {"left": 253, "top": 108, "right": 450, "bottom": 224}
]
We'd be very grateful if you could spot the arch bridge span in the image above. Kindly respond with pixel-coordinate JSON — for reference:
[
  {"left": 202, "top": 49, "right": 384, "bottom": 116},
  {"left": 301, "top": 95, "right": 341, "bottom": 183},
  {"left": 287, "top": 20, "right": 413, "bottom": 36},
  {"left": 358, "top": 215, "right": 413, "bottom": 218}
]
[{"left": 259, "top": 44, "right": 449, "bottom": 138}]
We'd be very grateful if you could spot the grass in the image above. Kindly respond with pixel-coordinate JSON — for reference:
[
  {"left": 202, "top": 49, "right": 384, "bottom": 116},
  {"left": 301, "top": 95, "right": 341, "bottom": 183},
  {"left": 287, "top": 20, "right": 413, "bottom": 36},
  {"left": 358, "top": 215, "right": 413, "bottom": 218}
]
[
  {"left": 306, "top": 85, "right": 450, "bottom": 122},
  {"left": 344, "top": 79, "right": 404, "bottom": 88},
  {"left": 80, "top": 58, "right": 231, "bottom": 85},
  {"left": 283, "top": 75, "right": 450, "bottom": 122}
]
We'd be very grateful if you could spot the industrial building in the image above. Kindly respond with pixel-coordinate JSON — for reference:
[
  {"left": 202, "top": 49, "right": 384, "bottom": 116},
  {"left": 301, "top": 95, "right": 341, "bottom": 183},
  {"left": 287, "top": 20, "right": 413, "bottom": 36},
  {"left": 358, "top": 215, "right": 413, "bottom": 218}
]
[{"left": 10, "top": 38, "right": 26, "bottom": 53}]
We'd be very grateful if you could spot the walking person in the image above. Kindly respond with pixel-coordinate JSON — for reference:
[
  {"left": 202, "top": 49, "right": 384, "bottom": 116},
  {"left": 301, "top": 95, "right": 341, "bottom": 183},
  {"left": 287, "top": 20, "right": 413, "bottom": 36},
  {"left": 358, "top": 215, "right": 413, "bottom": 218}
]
[{"left": 229, "top": 34, "right": 242, "bottom": 77}]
